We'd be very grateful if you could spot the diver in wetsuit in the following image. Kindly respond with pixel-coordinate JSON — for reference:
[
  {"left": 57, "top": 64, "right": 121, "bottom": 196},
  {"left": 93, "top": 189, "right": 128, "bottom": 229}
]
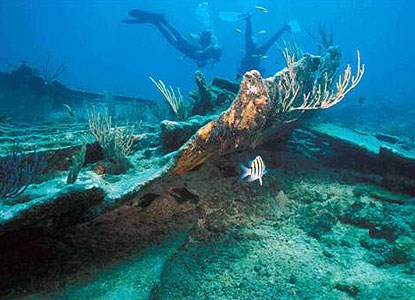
[
  {"left": 123, "top": 9, "right": 222, "bottom": 68},
  {"left": 236, "top": 14, "right": 292, "bottom": 79}
]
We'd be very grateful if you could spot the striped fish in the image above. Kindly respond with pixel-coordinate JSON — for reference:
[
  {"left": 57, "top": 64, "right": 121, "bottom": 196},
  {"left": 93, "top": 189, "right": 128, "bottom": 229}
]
[{"left": 240, "top": 155, "right": 267, "bottom": 186}]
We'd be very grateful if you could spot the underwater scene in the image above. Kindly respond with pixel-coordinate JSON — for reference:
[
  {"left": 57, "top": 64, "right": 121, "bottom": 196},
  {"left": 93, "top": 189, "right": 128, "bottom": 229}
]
[{"left": 0, "top": 0, "right": 414, "bottom": 299}]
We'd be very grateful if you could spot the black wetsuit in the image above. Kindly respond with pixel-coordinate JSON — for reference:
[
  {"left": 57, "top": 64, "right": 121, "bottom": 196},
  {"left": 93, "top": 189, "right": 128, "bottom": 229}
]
[
  {"left": 124, "top": 9, "right": 222, "bottom": 68},
  {"left": 237, "top": 15, "right": 290, "bottom": 78}
]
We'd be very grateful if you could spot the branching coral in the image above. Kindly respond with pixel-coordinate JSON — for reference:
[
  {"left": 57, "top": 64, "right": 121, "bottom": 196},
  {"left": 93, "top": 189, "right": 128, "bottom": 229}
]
[
  {"left": 278, "top": 49, "right": 364, "bottom": 122},
  {"left": 291, "top": 51, "right": 365, "bottom": 111},
  {"left": 150, "top": 77, "right": 192, "bottom": 121},
  {"left": 278, "top": 48, "right": 301, "bottom": 114},
  {"left": 88, "top": 107, "right": 135, "bottom": 161},
  {"left": 40, "top": 53, "right": 67, "bottom": 84},
  {"left": 0, "top": 145, "right": 46, "bottom": 200}
]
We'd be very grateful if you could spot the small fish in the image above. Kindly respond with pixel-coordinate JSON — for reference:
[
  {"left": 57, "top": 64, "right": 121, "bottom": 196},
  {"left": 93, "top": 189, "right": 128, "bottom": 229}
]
[
  {"left": 235, "top": 28, "right": 242, "bottom": 34},
  {"left": 240, "top": 155, "right": 267, "bottom": 186},
  {"left": 252, "top": 54, "right": 268, "bottom": 59},
  {"left": 63, "top": 103, "right": 75, "bottom": 118},
  {"left": 255, "top": 30, "right": 267, "bottom": 36},
  {"left": 254, "top": 5, "right": 269, "bottom": 13}
]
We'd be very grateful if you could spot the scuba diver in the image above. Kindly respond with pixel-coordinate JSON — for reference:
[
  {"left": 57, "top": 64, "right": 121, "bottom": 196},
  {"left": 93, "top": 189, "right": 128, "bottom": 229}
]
[
  {"left": 236, "top": 14, "right": 300, "bottom": 79},
  {"left": 123, "top": 9, "right": 222, "bottom": 68}
]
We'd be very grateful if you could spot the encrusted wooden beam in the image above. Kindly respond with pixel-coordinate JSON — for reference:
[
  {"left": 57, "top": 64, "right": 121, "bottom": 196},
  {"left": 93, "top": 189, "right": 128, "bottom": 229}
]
[{"left": 171, "top": 52, "right": 330, "bottom": 175}]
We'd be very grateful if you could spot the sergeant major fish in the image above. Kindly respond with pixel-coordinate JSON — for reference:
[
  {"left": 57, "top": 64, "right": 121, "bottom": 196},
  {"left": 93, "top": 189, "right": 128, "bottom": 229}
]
[{"left": 240, "top": 155, "right": 267, "bottom": 186}]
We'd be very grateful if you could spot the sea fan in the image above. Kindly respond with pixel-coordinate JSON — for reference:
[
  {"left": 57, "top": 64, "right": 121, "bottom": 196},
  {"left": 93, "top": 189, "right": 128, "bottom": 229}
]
[{"left": 0, "top": 144, "right": 47, "bottom": 200}]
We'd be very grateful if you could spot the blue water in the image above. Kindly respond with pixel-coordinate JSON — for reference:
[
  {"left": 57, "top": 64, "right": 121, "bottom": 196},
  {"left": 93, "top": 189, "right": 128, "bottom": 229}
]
[{"left": 1, "top": 0, "right": 414, "bottom": 104}]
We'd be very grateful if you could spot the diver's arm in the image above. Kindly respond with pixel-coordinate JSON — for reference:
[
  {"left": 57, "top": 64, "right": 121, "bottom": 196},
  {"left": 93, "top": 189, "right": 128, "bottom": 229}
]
[{"left": 258, "top": 24, "right": 290, "bottom": 55}]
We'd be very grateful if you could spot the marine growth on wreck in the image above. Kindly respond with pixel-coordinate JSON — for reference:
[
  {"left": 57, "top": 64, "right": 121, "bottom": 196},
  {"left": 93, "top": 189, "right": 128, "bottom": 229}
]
[{"left": 0, "top": 1, "right": 414, "bottom": 299}]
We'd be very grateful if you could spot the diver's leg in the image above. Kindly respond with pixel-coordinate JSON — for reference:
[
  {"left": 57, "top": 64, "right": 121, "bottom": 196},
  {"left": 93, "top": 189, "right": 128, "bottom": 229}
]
[
  {"left": 244, "top": 15, "right": 255, "bottom": 54},
  {"left": 258, "top": 25, "right": 290, "bottom": 55},
  {"left": 158, "top": 19, "right": 199, "bottom": 57},
  {"left": 156, "top": 22, "right": 198, "bottom": 59},
  {"left": 155, "top": 23, "right": 179, "bottom": 48},
  {"left": 159, "top": 19, "right": 188, "bottom": 46}
]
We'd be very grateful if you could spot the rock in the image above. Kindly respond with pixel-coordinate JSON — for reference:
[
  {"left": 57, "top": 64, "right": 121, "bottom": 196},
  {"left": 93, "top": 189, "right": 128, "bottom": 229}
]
[
  {"left": 368, "top": 222, "right": 404, "bottom": 242},
  {"left": 258, "top": 268, "right": 271, "bottom": 278},
  {"left": 366, "top": 253, "right": 387, "bottom": 267},
  {"left": 137, "top": 192, "right": 160, "bottom": 208},
  {"left": 360, "top": 238, "right": 392, "bottom": 266},
  {"left": 275, "top": 190, "right": 290, "bottom": 216},
  {"left": 322, "top": 250, "right": 335, "bottom": 258},
  {"left": 335, "top": 282, "right": 359, "bottom": 297},
  {"left": 253, "top": 264, "right": 266, "bottom": 277},
  {"left": 342, "top": 196, "right": 411, "bottom": 243},
  {"left": 289, "top": 274, "right": 297, "bottom": 284},
  {"left": 166, "top": 187, "right": 200, "bottom": 204},
  {"left": 404, "top": 261, "right": 415, "bottom": 275},
  {"left": 307, "top": 212, "right": 337, "bottom": 239},
  {"left": 387, "top": 236, "right": 415, "bottom": 264},
  {"left": 340, "top": 198, "right": 384, "bottom": 230}
]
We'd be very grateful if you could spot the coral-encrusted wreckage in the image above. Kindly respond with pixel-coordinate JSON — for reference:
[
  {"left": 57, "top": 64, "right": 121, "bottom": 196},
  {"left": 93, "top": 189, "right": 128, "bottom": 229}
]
[{"left": 0, "top": 47, "right": 366, "bottom": 235}]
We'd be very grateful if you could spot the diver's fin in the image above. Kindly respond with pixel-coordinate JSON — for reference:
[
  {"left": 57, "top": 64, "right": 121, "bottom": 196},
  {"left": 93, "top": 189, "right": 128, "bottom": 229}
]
[
  {"left": 218, "top": 11, "right": 248, "bottom": 22},
  {"left": 288, "top": 20, "right": 301, "bottom": 33},
  {"left": 127, "top": 9, "right": 165, "bottom": 24}
]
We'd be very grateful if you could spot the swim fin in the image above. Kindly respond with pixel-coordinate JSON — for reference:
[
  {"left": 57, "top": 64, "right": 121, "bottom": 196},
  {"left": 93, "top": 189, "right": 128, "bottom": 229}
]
[
  {"left": 288, "top": 20, "right": 301, "bottom": 33},
  {"left": 124, "top": 9, "right": 165, "bottom": 24}
]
